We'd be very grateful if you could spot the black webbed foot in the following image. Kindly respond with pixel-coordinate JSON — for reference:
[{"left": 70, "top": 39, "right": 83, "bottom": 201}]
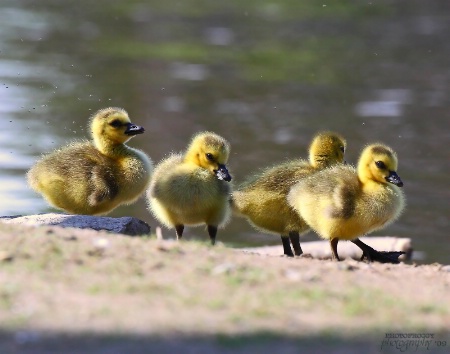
[
  {"left": 361, "top": 250, "right": 405, "bottom": 264},
  {"left": 352, "top": 238, "right": 404, "bottom": 264}
]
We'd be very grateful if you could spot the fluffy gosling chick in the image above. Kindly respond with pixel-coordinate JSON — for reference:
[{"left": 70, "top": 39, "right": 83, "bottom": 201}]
[
  {"left": 232, "top": 132, "right": 346, "bottom": 257},
  {"left": 147, "top": 132, "right": 232, "bottom": 244},
  {"left": 27, "top": 107, "right": 152, "bottom": 215},
  {"left": 288, "top": 143, "right": 405, "bottom": 262}
]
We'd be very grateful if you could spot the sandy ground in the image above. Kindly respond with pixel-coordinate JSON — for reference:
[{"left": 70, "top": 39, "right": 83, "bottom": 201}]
[{"left": 0, "top": 222, "right": 449, "bottom": 354}]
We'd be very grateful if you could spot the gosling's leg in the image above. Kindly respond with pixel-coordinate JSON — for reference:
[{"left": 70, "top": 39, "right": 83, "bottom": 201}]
[
  {"left": 281, "top": 236, "right": 294, "bottom": 257},
  {"left": 351, "top": 238, "right": 374, "bottom": 262},
  {"left": 175, "top": 224, "right": 184, "bottom": 240},
  {"left": 330, "top": 238, "right": 340, "bottom": 261},
  {"left": 288, "top": 231, "right": 303, "bottom": 256},
  {"left": 351, "top": 238, "right": 404, "bottom": 264},
  {"left": 207, "top": 225, "right": 217, "bottom": 245}
]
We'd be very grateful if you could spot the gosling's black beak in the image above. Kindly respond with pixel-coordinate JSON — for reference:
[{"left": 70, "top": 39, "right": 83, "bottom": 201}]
[
  {"left": 215, "top": 164, "right": 232, "bottom": 182},
  {"left": 385, "top": 171, "right": 403, "bottom": 187},
  {"left": 125, "top": 122, "right": 145, "bottom": 136}
]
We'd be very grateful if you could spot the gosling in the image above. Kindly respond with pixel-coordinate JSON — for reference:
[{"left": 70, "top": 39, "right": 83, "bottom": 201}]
[
  {"left": 231, "top": 132, "right": 346, "bottom": 257},
  {"left": 288, "top": 143, "right": 405, "bottom": 262},
  {"left": 147, "top": 132, "right": 232, "bottom": 245},
  {"left": 27, "top": 107, "right": 152, "bottom": 215}
]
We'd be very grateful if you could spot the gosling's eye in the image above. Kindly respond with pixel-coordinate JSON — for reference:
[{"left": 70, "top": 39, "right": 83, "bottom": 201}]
[
  {"left": 205, "top": 153, "right": 214, "bottom": 161},
  {"left": 375, "top": 161, "right": 386, "bottom": 169},
  {"left": 109, "top": 120, "right": 123, "bottom": 128},
  {"left": 340, "top": 146, "right": 345, "bottom": 153}
]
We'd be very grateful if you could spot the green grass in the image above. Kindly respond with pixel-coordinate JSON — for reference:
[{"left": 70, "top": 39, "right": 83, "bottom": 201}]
[
  {"left": 91, "top": 35, "right": 368, "bottom": 85},
  {"left": 111, "top": 0, "right": 392, "bottom": 19}
]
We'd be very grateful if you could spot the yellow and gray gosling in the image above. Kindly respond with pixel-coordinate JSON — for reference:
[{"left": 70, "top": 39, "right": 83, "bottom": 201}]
[
  {"left": 147, "top": 131, "right": 232, "bottom": 245},
  {"left": 288, "top": 143, "right": 405, "bottom": 263},
  {"left": 27, "top": 107, "right": 152, "bottom": 215},
  {"left": 231, "top": 132, "right": 346, "bottom": 257}
]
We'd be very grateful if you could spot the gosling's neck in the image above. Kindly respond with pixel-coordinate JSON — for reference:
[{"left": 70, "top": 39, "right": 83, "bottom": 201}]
[
  {"left": 93, "top": 135, "right": 132, "bottom": 158},
  {"left": 310, "top": 154, "right": 331, "bottom": 169},
  {"left": 358, "top": 167, "right": 387, "bottom": 194}
]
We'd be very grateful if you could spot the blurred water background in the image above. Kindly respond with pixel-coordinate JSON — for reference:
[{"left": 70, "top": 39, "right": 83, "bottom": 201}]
[{"left": 0, "top": 0, "right": 448, "bottom": 263}]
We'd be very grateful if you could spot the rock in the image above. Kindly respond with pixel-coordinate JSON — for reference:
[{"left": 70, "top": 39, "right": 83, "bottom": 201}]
[
  {"left": 441, "top": 265, "right": 450, "bottom": 272},
  {"left": 14, "top": 330, "right": 40, "bottom": 345},
  {"left": 0, "top": 213, "right": 150, "bottom": 236}
]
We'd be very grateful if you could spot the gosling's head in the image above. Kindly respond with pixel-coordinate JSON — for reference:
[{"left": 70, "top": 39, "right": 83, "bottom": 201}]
[
  {"left": 90, "top": 107, "right": 145, "bottom": 146},
  {"left": 309, "top": 131, "right": 346, "bottom": 168},
  {"left": 358, "top": 144, "right": 403, "bottom": 187},
  {"left": 185, "top": 131, "right": 232, "bottom": 182}
]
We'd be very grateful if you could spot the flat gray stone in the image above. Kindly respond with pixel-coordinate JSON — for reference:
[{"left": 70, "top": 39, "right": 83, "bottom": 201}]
[
  {"left": 441, "top": 265, "right": 450, "bottom": 272},
  {"left": 0, "top": 213, "right": 150, "bottom": 236}
]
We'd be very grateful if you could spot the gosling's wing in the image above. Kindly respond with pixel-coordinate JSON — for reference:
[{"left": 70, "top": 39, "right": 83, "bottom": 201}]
[
  {"left": 290, "top": 165, "right": 358, "bottom": 220},
  {"left": 87, "top": 164, "right": 119, "bottom": 206},
  {"left": 326, "top": 166, "right": 359, "bottom": 220}
]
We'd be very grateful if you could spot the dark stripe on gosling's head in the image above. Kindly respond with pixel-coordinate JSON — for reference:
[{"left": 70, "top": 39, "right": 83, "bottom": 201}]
[
  {"left": 200, "top": 134, "right": 230, "bottom": 157},
  {"left": 203, "top": 135, "right": 227, "bottom": 149},
  {"left": 371, "top": 145, "right": 393, "bottom": 157}
]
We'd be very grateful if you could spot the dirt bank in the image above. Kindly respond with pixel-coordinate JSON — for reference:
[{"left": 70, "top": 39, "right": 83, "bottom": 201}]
[{"left": 0, "top": 222, "right": 448, "bottom": 354}]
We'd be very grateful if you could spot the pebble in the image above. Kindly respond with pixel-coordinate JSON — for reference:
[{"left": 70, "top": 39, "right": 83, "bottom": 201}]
[
  {"left": 211, "top": 262, "right": 236, "bottom": 275},
  {"left": 0, "top": 251, "right": 14, "bottom": 262},
  {"left": 283, "top": 269, "right": 301, "bottom": 281},
  {"left": 93, "top": 237, "right": 110, "bottom": 249},
  {"left": 337, "top": 262, "right": 357, "bottom": 271},
  {"left": 283, "top": 270, "right": 319, "bottom": 282}
]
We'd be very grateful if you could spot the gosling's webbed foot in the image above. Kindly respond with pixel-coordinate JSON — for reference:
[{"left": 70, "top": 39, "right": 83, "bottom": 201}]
[
  {"left": 352, "top": 238, "right": 404, "bottom": 264},
  {"left": 361, "top": 250, "right": 405, "bottom": 264}
]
